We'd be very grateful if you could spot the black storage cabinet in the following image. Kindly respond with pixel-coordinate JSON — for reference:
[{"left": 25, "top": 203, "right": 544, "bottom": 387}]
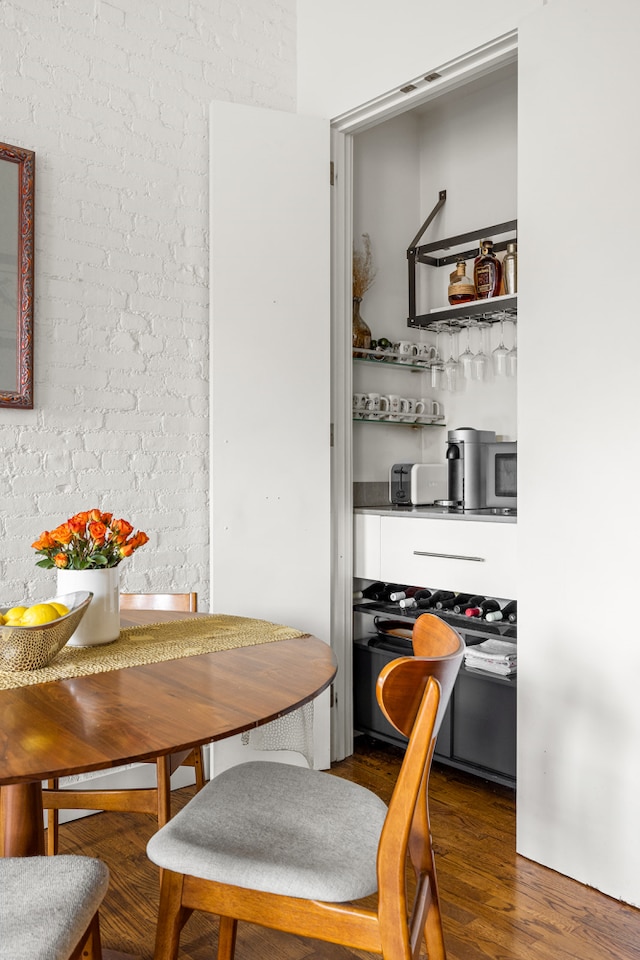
[{"left": 353, "top": 610, "right": 516, "bottom": 788}]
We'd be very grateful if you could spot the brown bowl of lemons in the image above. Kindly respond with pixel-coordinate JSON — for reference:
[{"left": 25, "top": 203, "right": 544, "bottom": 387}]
[{"left": 0, "top": 591, "right": 93, "bottom": 671}]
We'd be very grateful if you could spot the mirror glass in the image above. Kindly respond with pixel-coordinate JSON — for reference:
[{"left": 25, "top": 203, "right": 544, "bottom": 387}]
[
  {"left": 0, "top": 141, "right": 34, "bottom": 409},
  {"left": 0, "top": 161, "right": 19, "bottom": 391}
]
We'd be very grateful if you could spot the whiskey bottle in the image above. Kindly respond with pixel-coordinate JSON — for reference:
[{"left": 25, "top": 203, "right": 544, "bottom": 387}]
[
  {"left": 447, "top": 260, "right": 475, "bottom": 305},
  {"left": 474, "top": 239, "right": 502, "bottom": 299}
]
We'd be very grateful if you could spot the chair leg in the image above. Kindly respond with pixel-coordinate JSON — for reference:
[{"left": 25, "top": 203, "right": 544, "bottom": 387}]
[
  {"left": 46, "top": 779, "right": 60, "bottom": 856},
  {"left": 218, "top": 916, "right": 238, "bottom": 960},
  {"left": 423, "top": 857, "right": 447, "bottom": 960},
  {"left": 153, "top": 870, "right": 190, "bottom": 960},
  {"left": 69, "top": 912, "right": 102, "bottom": 960}
]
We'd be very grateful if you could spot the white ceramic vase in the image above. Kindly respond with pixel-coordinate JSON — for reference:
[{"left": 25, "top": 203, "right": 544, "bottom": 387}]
[{"left": 56, "top": 567, "right": 120, "bottom": 646}]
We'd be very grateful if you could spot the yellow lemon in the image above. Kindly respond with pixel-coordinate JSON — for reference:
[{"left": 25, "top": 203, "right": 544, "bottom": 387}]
[
  {"left": 19, "top": 603, "right": 60, "bottom": 626},
  {"left": 0, "top": 613, "right": 5, "bottom": 626},
  {"left": 4, "top": 605, "right": 27, "bottom": 623},
  {"left": 48, "top": 601, "right": 70, "bottom": 618}
]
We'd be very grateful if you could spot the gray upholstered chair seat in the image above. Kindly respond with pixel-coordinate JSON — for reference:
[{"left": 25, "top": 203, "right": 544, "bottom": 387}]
[
  {"left": 147, "top": 760, "right": 388, "bottom": 902},
  {"left": 0, "top": 855, "right": 109, "bottom": 960}
]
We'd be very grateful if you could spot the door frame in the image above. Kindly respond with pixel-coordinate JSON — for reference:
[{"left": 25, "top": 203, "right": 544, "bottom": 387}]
[{"left": 329, "top": 30, "right": 518, "bottom": 761}]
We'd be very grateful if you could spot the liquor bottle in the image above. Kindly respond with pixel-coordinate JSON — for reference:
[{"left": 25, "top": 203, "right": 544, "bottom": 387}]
[
  {"left": 447, "top": 260, "right": 475, "bottom": 305},
  {"left": 436, "top": 592, "right": 472, "bottom": 611},
  {"left": 485, "top": 599, "right": 518, "bottom": 623},
  {"left": 503, "top": 241, "right": 518, "bottom": 294},
  {"left": 474, "top": 239, "right": 502, "bottom": 299},
  {"left": 453, "top": 594, "right": 485, "bottom": 614},
  {"left": 466, "top": 598, "right": 501, "bottom": 618}
]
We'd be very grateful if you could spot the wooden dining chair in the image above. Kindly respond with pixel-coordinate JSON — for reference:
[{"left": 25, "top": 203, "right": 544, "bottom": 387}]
[
  {"left": 146, "top": 612, "right": 464, "bottom": 960},
  {"left": 44, "top": 592, "right": 206, "bottom": 856},
  {"left": 0, "top": 855, "right": 109, "bottom": 960}
]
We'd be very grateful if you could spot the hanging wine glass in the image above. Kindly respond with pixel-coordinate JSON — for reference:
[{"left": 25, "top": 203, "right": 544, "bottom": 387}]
[
  {"left": 492, "top": 312, "right": 509, "bottom": 377},
  {"left": 443, "top": 323, "right": 460, "bottom": 392},
  {"left": 458, "top": 322, "right": 475, "bottom": 379},
  {"left": 507, "top": 319, "right": 517, "bottom": 377},
  {"left": 472, "top": 321, "right": 490, "bottom": 380},
  {"left": 430, "top": 324, "right": 445, "bottom": 390}
]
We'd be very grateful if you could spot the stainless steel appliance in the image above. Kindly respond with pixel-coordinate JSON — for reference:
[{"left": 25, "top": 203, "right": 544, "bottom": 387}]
[
  {"left": 389, "top": 463, "right": 447, "bottom": 506},
  {"left": 439, "top": 427, "right": 517, "bottom": 511}
]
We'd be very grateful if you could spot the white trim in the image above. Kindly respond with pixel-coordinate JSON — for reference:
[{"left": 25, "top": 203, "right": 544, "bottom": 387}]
[
  {"left": 328, "top": 30, "right": 519, "bottom": 761},
  {"left": 330, "top": 128, "right": 353, "bottom": 762},
  {"left": 332, "top": 31, "right": 518, "bottom": 135}
]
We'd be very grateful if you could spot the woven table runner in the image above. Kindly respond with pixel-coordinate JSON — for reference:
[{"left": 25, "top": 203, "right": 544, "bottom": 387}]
[{"left": 0, "top": 615, "right": 306, "bottom": 691}]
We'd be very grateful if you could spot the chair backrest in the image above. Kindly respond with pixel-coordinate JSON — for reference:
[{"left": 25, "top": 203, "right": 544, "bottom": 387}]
[
  {"left": 119, "top": 592, "right": 197, "bottom": 613},
  {"left": 377, "top": 613, "right": 464, "bottom": 741},
  {"left": 374, "top": 614, "right": 464, "bottom": 960}
]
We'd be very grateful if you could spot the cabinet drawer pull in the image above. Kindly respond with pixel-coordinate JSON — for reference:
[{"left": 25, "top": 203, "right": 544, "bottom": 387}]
[{"left": 413, "top": 550, "right": 485, "bottom": 563}]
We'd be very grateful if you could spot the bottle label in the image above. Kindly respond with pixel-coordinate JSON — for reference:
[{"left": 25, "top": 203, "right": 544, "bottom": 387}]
[
  {"left": 450, "top": 282, "right": 474, "bottom": 297},
  {"left": 475, "top": 264, "right": 494, "bottom": 297}
]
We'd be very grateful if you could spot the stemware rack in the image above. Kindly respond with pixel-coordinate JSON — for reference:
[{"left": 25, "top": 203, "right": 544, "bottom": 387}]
[{"left": 406, "top": 189, "right": 517, "bottom": 331}]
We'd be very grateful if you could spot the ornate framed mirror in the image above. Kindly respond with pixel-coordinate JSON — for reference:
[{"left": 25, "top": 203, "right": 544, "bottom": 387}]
[{"left": 0, "top": 141, "right": 34, "bottom": 409}]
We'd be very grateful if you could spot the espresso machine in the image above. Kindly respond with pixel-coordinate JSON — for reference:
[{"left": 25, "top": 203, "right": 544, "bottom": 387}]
[{"left": 438, "top": 427, "right": 497, "bottom": 510}]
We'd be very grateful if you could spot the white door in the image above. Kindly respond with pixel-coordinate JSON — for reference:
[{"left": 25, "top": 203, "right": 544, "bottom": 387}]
[{"left": 209, "top": 101, "right": 332, "bottom": 770}]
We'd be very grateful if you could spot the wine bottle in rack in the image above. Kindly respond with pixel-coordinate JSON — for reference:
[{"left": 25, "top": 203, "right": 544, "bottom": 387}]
[
  {"left": 360, "top": 581, "right": 385, "bottom": 600},
  {"left": 466, "top": 598, "right": 501, "bottom": 618},
  {"left": 419, "top": 589, "right": 455, "bottom": 609},
  {"left": 436, "top": 592, "right": 472, "bottom": 611},
  {"left": 454, "top": 595, "right": 485, "bottom": 614},
  {"left": 412, "top": 589, "right": 432, "bottom": 602},
  {"left": 379, "top": 584, "right": 409, "bottom": 602},
  {"left": 399, "top": 596, "right": 418, "bottom": 609},
  {"left": 503, "top": 600, "right": 517, "bottom": 623},
  {"left": 389, "top": 585, "right": 425, "bottom": 602},
  {"left": 484, "top": 599, "right": 517, "bottom": 623}
]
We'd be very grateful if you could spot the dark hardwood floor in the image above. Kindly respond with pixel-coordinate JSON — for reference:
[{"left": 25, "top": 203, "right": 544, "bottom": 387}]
[{"left": 55, "top": 737, "right": 640, "bottom": 960}]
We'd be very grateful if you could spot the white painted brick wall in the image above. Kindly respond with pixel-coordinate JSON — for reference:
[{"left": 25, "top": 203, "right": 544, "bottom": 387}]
[{"left": 0, "top": 0, "right": 296, "bottom": 607}]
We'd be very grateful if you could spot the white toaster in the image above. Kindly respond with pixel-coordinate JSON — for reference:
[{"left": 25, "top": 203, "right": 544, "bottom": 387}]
[{"left": 389, "top": 463, "right": 447, "bottom": 505}]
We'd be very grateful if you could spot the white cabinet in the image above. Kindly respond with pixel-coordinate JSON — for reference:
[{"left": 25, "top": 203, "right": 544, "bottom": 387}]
[
  {"left": 378, "top": 516, "right": 517, "bottom": 598},
  {"left": 353, "top": 514, "right": 381, "bottom": 580}
]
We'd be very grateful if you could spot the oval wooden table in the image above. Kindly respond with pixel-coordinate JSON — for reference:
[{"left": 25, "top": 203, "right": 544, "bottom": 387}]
[{"left": 0, "top": 610, "right": 337, "bottom": 858}]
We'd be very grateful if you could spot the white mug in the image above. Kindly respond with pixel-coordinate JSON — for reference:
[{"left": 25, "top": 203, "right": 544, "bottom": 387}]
[
  {"left": 416, "top": 398, "right": 443, "bottom": 421},
  {"left": 417, "top": 343, "right": 438, "bottom": 365},
  {"left": 402, "top": 397, "right": 418, "bottom": 423},
  {"left": 365, "top": 392, "right": 390, "bottom": 420},
  {"left": 386, "top": 394, "right": 402, "bottom": 421},
  {"left": 395, "top": 341, "right": 418, "bottom": 364},
  {"left": 352, "top": 393, "right": 367, "bottom": 415}
]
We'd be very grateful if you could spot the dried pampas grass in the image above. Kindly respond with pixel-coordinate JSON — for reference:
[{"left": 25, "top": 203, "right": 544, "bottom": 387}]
[{"left": 353, "top": 232, "right": 376, "bottom": 299}]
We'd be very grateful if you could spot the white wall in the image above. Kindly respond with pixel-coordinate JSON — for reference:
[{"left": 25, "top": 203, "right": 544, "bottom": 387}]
[
  {"left": 0, "top": 0, "right": 296, "bottom": 607},
  {"left": 352, "top": 68, "right": 517, "bottom": 484},
  {"left": 297, "top": 0, "right": 543, "bottom": 119},
  {"left": 517, "top": 0, "right": 640, "bottom": 906}
]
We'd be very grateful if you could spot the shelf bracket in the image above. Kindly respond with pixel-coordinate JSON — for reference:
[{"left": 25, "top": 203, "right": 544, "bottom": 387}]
[{"left": 407, "top": 190, "right": 447, "bottom": 321}]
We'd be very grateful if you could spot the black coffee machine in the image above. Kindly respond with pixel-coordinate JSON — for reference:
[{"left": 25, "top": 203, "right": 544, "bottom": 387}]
[{"left": 438, "top": 427, "right": 497, "bottom": 510}]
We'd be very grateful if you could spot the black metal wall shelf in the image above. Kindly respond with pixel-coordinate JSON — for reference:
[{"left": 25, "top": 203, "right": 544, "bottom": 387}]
[
  {"left": 406, "top": 189, "right": 517, "bottom": 331},
  {"left": 408, "top": 295, "right": 517, "bottom": 330}
]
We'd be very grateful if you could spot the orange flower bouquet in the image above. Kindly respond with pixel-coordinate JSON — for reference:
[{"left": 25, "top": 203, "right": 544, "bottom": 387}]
[{"left": 32, "top": 510, "right": 149, "bottom": 570}]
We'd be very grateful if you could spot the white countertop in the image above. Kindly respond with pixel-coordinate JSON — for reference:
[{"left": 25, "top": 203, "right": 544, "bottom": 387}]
[{"left": 354, "top": 505, "right": 517, "bottom": 524}]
